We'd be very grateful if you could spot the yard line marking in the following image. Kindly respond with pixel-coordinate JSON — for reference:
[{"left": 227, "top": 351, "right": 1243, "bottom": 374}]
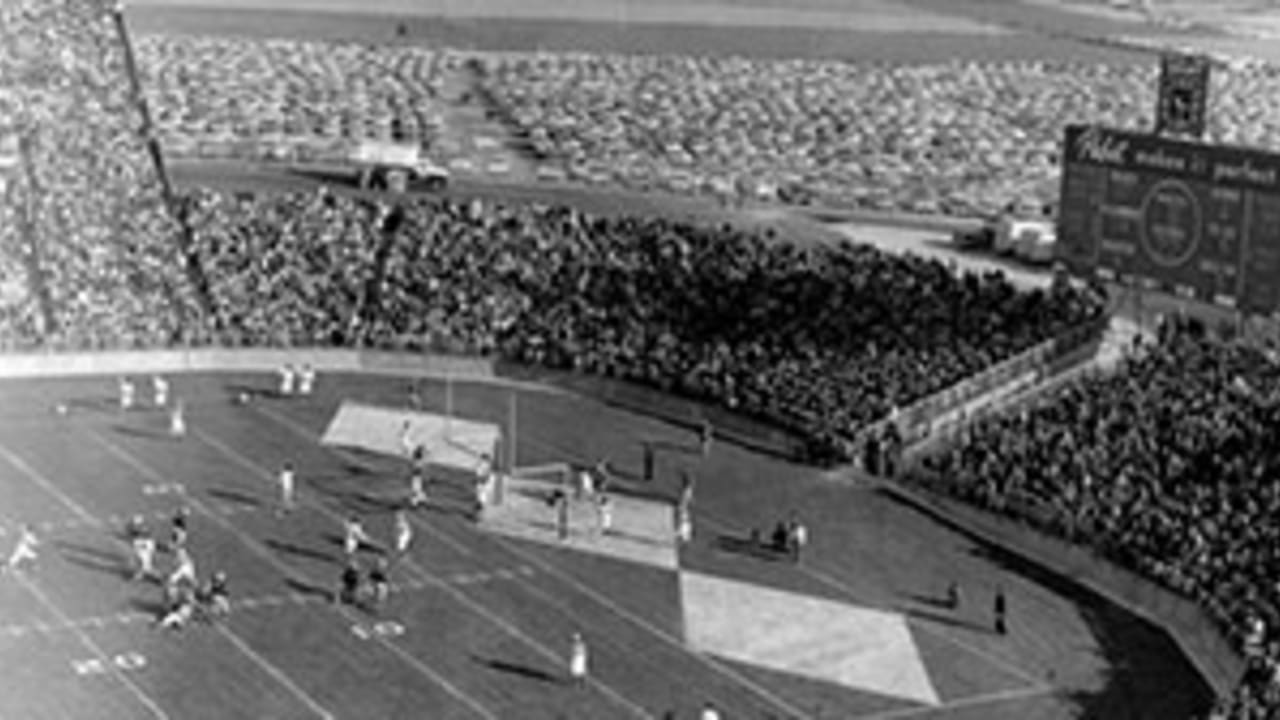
[
  {"left": 250, "top": 404, "right": 477, "bottom": 558},
  {"left": 215, "top": 623, "right": 336, "bottom": 720},
  {"left": 0, "top": 443, "right": 97, "bottom": 524},
  {"left": 90, "top": 428, "right": 499, "bottom": 720},
  {"left": 200, "top": 415, "right": 654, "bottom": 720},
  {"left": 526, "top": 429, "right": 1045, "bottom": 707},
  {"left": 15, "top": 573, "right": 170, "bottom": 719},
  {"left": 697, "top": 510, "right": 1050, "bottom": 692},
  {"left": 856, "top": 683, "right": 1057, "bottom": 720}
]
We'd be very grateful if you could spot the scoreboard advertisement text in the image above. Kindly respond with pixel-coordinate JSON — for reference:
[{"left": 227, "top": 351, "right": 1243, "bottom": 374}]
[{"left": 1057, "top": 124, "right": 1280, "bottom": 315}]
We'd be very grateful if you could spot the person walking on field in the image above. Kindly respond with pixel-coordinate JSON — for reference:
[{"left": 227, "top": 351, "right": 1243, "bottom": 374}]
[
  {"left": 392, "top": 511, "right": 413, "bottom": 557},
  {"left": 169, "top": 399, "right": 186, "bottom": 438},
  {"left": 568, "top": 632, "right": 588, "bottom": 688},
  {"left": 152, "top": 375, "right": 169, "bottom": 408},
  {"left": 994, "top": 586, "right": 1007, "bottom": 635},
  {"left": 278, "top": 461, "right": 296, "bottom": 515}
]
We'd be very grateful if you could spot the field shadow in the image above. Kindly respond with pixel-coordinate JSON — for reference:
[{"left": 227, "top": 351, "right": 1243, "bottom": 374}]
[
  {"left": 65, "top": 396, "right": 118, "bottom": 414},
  {"left": 223, "top": 383, "right": 283, "bottom": 403},
  {"left": 265, "top": 538, "right": 338, "bottom": 565},
  {"left": 112, "top": 424, "right": 170, "bottom": 441},
  {"left": 714, "top": 532, "right": 785, "bottom": 562},
  {"left": 878, "top": 485, "right": 1215, "bottom": 719},
  {"left": 126, "top": 596, "right": 167, "bottom": 619},
  {"left": 283, "top": 577, "right": 332, "bottom": 600},
  {"left": 207, "top": 487, "right": 263, "bottom": 509},
  {"left": 903, "top": 591, "right": 956, "bottom": 610},
  {"left": 55, "top": 540, "right": 130, "bottom": 579},
  {"left": 646, "top": 438, "right": 702, "bottom": 458},
  {"left": 904, "top": 607, "right": 993, "bottom": 634},
  {"left": 474, "top": 656, "right": 561, "bottom": 684}
]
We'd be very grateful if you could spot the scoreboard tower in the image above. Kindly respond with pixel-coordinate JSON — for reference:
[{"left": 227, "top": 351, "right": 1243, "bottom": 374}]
[
  {"left": 1055, "top": 52, "right": 1280, "bottom": 319},
  {"left": 1056, "top": 125, "right": 1280, "bottom": 315}
]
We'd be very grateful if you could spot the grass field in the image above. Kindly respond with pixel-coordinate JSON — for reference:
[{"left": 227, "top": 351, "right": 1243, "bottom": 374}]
[{"left": 0, "top": 369, "right": 1212, "bottom": 719}]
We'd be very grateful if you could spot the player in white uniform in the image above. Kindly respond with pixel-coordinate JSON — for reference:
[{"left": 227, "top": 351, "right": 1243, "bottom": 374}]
[
  {"left": 128, "top": 516, "right": 157, "bottom": 581},
  {"left": 700, "top": 702, "right": 722, "bottom": 720},
  {"left": 169, "top": 399, "right": 186, "bottom": 438},
  {"left": 569, "top": 632, "right": 588, "bottom": 688},
  {"left": 399, "top": 420, "right": 416, "bottom": 461},
  {"left": 408, "top": 467, "right": 428, "bottom": 509},
  {"left": 474, "top": 459, "right": 495, "bottom": 519},
  {"left": 278, "top": 462, "right": 296, "bottom": 515},
  {"left": 158, "top": 583, "right": 196, "bottom": 631},
  {"left": 675, "top": 503, "right": 692, "bottom": 544},
  {"left": 343, "top": 516, "right": 371, "bottom": 556},
  {"left": 298, "top": 364, "right": 316, "bottom": 396},
  {"left": 4, "top": 525, "right": 39, "bottom": 573},
  {"left": 152, "top": 375, "right": 169, "bottom": 407},
  {"left": 168, "top": 546, "right": 196, "bottom": 587},
  {"left": 278, "top": 364, "right": 295, "bottom": 396},
  {"left": 596, "top": 494, "right": 613, "bottom": 536},
  {"left": 392, "top": 511, "right": 413, "bottom": 556},
  {"left": 119, "top": 377, "right": 135, "bottom": 410}
]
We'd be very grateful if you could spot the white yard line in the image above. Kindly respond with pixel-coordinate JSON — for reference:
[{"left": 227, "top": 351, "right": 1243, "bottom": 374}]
[
  {"left": 204, "top": 412, "right": 656, "bottom": 720},
  {"left": 519, "top": 428, "right": 1053, "bottom": 695},
  {"left": 214, "top": 624, "right": 336, "bottom": 720},
  {"left": 263, "top": 393, "right": 810, "bottom": 719},
  {"left": 857, "top": 683, "right": 1058, "bottom": 720},
  {"left": 0, "top": 443, "right": 97, "bottom": 524},
  {"left": 252, "top": 403, "right": 477, "bottom": 558},
  {"left": 84, "top": 428, "right": 498, "bottom": 720},
  {"left": 14, "top": 573, "right": 170, "bottom": 720}
]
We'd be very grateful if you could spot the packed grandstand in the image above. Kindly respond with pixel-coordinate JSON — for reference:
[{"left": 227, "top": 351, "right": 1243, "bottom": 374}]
[{"left": 2, "top": 1, "right": 1279, "bottom": 718}]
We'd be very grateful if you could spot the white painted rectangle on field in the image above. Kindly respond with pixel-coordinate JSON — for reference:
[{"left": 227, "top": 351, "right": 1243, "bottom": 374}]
[{"left": 321, "top": 401, "right": 499, "bottom": 471}]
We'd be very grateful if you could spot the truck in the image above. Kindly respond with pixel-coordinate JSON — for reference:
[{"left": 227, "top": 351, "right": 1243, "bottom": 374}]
[
  {"left": 349, "top": 140, "right": 449, "bottom": 193},
  {"left": 952, "top": 215, "right": 1056, "bottom": 265}
]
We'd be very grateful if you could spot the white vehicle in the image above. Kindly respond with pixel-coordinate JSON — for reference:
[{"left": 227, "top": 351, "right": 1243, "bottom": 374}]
[
  {"left": 994, "top": 217, "right": 1057, "bottom": 265},
  {"left": 350, "top": 140, "right": 449, "bottom": 192}
]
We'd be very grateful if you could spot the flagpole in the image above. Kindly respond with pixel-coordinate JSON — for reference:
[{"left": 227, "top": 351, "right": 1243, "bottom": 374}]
[{"left": 508, "top": 391, "right": 518, "bottom": 474}]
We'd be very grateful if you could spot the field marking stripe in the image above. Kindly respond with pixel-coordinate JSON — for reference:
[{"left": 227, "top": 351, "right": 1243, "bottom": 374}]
[
  {"left": 0, "top": 443, "right": 97, "bottom": 524},
  {"left": 400, "top": 401, "right": 805, "bottom": 717},
  {"left": 508, "top": 433, "right": 820, "bottom": 716},
  {"left": 487, "top": 529, "right": 811, "bottom": 719},
  {"left": 250, "top": 403, "right": 476, "bottom": 558},
  {"left": 855, "top": 683, "right": 1057, "bottom": 720},
  {"left": 520, "top": 429, "right": 1048, "bottom": 702},
  {"left": 435, "top": 517, "right": 735, "bottom": 717},
  {"left": 213, "top": 409, "right": 654, "bottom": 720},
  {"left": 86, "top": 428, "right": 499, "bottom": 720},
  {"left": 214, "top": 624, "right": 336, "bottom": 720},
  {"left": 14, "top": 573, "right": 170, "bottom": 720},
  {"left": 695, "top": 510, "right": 1049, "bottom": 691}
]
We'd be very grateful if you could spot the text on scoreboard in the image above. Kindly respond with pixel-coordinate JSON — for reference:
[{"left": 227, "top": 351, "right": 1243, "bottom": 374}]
[{"left": 1057, "top": 124, "right": 1280, "bottom": 314}]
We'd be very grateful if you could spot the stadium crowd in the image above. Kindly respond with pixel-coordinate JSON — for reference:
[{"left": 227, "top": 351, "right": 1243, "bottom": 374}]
[
  {"left": 917, "top": 316, "right": 1280, "bottom": 719},
  {"left": 0, "top": 0, "right": 200, "bottom": 352},
  {"left": 185, "top": 187, "right": 1102, "bottom": 461},
  {"left": 131, "top": 34, "right": 1280, "bottom": 215},
  {"left": 4, "top": 1, "right": 1279, "bottom": 716}
]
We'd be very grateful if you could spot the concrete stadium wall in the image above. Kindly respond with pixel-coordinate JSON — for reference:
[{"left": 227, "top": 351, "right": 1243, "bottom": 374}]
[
  {"left": 0, "top": 347, "right": 494, "bottom": 380},
  {"left": 881, "top": 479, "right": 1245, "bottom": 701},
  {"left": 0, "top": 344, "right": 1242, "bottom": 701}
]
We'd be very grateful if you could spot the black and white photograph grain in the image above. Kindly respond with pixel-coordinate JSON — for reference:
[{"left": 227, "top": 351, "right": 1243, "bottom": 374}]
[{"left": 2, "top": 0, "right": 1279, "bottom": 718}]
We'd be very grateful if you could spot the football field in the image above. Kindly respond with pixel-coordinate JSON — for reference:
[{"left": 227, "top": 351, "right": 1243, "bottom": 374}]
[{"left": 0, "top": 368, "right": 1210, "bottom": 718}]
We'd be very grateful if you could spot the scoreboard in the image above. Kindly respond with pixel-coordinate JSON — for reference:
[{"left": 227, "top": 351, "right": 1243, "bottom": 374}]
[{"left": 1057, "top": 125, "right": 1280, "bottom": 315}]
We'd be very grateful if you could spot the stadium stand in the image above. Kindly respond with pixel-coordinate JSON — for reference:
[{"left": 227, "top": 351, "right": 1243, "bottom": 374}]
[
  {"left": 915, "top": 316, "right": 1280, "bottom": 720},
  {"left": 2, "top": 1, "right": 1277, "bottom": 716}
]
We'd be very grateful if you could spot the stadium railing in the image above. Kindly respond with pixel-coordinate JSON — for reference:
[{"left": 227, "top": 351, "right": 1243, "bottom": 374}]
[
  {"left": 854, "top": 316, "right": 1108, "bottom": 454},
  {"left": 890, "top": 469, "right": 1246, "bottom": 701}
]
